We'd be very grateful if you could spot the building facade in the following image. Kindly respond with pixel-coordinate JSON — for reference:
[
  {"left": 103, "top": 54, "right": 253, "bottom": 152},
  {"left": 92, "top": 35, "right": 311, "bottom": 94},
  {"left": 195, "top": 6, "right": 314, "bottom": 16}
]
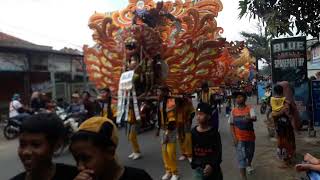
[{"left": 0, "top": 32, "right": 90, "bottom": 115}]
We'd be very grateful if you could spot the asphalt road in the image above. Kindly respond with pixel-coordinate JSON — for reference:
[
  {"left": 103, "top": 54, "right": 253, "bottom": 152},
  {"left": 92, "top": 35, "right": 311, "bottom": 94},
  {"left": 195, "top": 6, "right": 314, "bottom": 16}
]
[{"left": 0, "top": 105, "right": 251, "bottom": 180}]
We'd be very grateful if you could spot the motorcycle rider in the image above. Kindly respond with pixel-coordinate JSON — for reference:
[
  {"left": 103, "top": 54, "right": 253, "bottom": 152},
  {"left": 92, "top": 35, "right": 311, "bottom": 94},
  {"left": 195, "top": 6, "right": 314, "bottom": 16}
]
[
  {"left": 260, "top": 84, "right": 271, "bottom": 114},
  {"left": 30, "top": 91, "right": 44, "bottom": 113},
  {"left": 82, "top": 91, "right": 97, "bottom": 119},
  {"left": 9, "top": 94, "right": 30, "bottom": 122},
  {"left": 66, "top": 93, "right": 87, "bottom": 121},
  {"left": 56, "top": 98, "right": 69, "bottom": 109}
]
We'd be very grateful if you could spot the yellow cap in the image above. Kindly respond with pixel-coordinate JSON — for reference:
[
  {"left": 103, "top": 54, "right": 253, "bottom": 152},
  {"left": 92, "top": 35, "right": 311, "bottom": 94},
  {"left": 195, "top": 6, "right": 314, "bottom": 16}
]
[{"left": 78, "top": 117, "right": 119, "bottom": 147}]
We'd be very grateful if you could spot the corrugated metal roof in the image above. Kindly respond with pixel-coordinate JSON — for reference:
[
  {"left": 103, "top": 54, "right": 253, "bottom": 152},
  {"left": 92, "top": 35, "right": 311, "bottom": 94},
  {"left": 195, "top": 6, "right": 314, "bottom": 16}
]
[
  {"left": 0, "top": 32, "right": 52, "bottom": 51},
  {"left": 0, "top": 32, "right": 83, "bottom": 56}
]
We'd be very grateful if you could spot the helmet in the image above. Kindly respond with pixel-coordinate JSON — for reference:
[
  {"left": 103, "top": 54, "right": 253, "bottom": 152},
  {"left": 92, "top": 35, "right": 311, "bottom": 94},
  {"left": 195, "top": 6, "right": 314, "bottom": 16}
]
[{"left": 12, "top": 94, "right": 21, "bottom": 101}]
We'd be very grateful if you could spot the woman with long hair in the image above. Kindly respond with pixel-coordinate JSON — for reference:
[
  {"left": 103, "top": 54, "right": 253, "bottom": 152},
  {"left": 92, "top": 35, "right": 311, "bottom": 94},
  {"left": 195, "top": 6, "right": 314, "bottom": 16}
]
[{"left": 270, "top": 82, "right": 298, "bottom": 167}]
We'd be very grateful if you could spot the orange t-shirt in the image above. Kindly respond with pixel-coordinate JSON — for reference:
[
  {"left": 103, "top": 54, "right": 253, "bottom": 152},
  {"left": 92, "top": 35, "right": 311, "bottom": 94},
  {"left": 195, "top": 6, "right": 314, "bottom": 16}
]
[{"left": 230, "top": 106, "right": 255, "bottom": 141}]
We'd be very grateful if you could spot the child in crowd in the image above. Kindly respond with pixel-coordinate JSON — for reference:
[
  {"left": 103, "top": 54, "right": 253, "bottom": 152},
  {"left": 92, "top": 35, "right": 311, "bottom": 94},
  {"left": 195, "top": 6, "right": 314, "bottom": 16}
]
[
  {"left": 191, "top": 102, "right": 223, "bottom": 180},
  {"left": 10, "top": 113, "right": 78, "bottom": 180},
  {"left": 229, "top": 91, "right": 257, "bottom": 180},
  {"left": 70, "top": 117, "right": 152, "bottom": 180}
]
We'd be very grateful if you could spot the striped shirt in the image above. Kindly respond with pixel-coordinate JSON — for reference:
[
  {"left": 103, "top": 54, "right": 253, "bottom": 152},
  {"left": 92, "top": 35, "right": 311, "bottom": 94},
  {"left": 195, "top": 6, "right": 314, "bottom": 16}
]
[{"left": 229, "top": 106, "right": 256, "bottom": 141}]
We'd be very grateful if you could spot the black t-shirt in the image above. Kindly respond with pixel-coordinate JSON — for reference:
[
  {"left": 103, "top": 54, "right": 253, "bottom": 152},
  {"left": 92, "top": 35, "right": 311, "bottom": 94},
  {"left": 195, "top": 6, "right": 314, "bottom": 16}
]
[
  {"left": 191, "top": 126, "right": 222, "bottom": 169},
  {"left": 120, "top": 167, "right": 153, "bottom": 180},
  {"left": 10, "top": 163, "right": 78, "bottom": 180},
  {"left": 191, "top": 127, "right": 223, "bottom": 180}
]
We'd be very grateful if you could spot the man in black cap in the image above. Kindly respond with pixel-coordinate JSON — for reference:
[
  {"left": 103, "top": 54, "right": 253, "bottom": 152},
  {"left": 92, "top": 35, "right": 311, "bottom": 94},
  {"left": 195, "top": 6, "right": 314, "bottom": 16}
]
[{"left": 190, "top": 102, "right": 223, "bottom": 180}]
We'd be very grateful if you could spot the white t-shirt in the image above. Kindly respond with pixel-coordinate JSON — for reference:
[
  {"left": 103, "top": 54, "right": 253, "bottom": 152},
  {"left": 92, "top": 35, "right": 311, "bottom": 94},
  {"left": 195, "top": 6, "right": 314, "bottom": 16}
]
[{"left": 9, "top": 100, "right": 23, "bottom": 118}]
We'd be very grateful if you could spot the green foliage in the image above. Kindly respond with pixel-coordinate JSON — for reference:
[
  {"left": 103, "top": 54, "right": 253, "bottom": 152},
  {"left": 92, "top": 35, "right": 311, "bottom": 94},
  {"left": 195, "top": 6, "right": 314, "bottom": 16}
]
[
  {"left": 239, "top": 0, "right": 320, "bottom": 37},
  {"left": 240, "top": 23, "right": 270, "bottom": 64}
]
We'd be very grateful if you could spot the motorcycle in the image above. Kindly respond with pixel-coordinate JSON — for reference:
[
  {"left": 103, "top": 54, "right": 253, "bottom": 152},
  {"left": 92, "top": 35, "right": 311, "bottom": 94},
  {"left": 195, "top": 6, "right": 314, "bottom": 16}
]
[
  {"left": 3, "top": 117, "right": 22, "bottom": 140},
  {"left": 260, "top": 89, "right": 271, "bottom": 114},
  {"left": 3, "top": 113, "right": 31, "bottom": 140},
  {"left": 54, "top": 107, "right": 80, "bottom": 156}
]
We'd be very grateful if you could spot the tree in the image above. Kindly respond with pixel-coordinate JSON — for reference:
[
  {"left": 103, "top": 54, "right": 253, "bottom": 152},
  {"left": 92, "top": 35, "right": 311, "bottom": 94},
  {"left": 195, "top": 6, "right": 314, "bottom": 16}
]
[
  {"left": 239, "top": 0, "right": 320, "bottom": 38},
  {"left": 240, "top": 23, "right": 270, "bottom": 65}
]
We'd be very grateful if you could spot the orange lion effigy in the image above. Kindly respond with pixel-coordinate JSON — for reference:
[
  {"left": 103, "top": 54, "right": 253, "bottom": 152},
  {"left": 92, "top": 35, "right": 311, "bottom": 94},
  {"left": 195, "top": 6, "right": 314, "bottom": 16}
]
[
  {"left": 84, "top": 0, "right": 245, "bottom": 96},
  {"left": 83, "top": 1, "right": 254, "bottom": 163}
]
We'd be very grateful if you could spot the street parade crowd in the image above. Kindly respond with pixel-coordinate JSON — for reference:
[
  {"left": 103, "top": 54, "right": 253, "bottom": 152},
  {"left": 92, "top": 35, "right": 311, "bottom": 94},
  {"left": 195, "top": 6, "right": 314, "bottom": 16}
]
[
  {"left": 1, "top": 2, "right": 318, "bottom": 177},
  {"left": 6, "top": 81, "right": 320, "bottom": 180}
]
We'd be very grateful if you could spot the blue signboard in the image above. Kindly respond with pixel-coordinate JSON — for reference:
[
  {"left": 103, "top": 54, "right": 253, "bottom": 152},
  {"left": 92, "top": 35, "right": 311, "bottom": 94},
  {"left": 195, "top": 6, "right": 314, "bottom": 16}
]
[{"left": 311, "top": 80, "right": 320, "bottom": 126}]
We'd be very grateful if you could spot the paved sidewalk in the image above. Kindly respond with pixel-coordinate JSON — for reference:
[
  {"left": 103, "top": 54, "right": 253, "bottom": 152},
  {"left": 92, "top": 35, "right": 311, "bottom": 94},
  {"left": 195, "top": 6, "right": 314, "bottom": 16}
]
[{"left": 250, "top": 97, "right": 320, "bottom": 180}]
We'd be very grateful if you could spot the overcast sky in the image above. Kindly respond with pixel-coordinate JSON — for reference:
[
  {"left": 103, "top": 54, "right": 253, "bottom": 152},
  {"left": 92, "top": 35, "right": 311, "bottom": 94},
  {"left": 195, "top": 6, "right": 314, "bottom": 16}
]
[{"left": 0, "top": 0, "right": 257, "bottom": 50}]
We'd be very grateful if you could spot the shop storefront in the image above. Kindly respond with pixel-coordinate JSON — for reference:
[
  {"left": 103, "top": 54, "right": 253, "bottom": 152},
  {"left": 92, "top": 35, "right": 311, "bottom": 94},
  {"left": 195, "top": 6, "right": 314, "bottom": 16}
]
[{"left": 0, "top": 48, "right": 87, "bottom": 115}]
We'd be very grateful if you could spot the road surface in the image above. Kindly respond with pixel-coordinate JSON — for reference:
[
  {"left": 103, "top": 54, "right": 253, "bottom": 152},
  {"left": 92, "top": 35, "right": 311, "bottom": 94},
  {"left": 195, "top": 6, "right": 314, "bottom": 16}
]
[{"left": 0, "top": 100, "right": 284, "bottom": 180}]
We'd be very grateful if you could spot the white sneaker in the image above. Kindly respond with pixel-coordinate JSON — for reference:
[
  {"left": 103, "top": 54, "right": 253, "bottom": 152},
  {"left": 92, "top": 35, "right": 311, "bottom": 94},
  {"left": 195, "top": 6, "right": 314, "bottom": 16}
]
[
  {"left": 128, "top": 153, "right": 135, "bottom": 159},
  {"left": 170, "top": 175, "right": 180, "bottom": 180},
  {"left": 132, "top": 153, "right": 141, "bottom": 160},
  {"left": 178, "top": 156, "right": 186, "bottom": 161},
  {"left": 188, "top": 157, "right": 192, "bottom": 163},
  {"left": 162, "top": 172, "right": 172, "bottom": 180},
  {"left": 247, "top": 166, "right": 255, "bottom": 175}
]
